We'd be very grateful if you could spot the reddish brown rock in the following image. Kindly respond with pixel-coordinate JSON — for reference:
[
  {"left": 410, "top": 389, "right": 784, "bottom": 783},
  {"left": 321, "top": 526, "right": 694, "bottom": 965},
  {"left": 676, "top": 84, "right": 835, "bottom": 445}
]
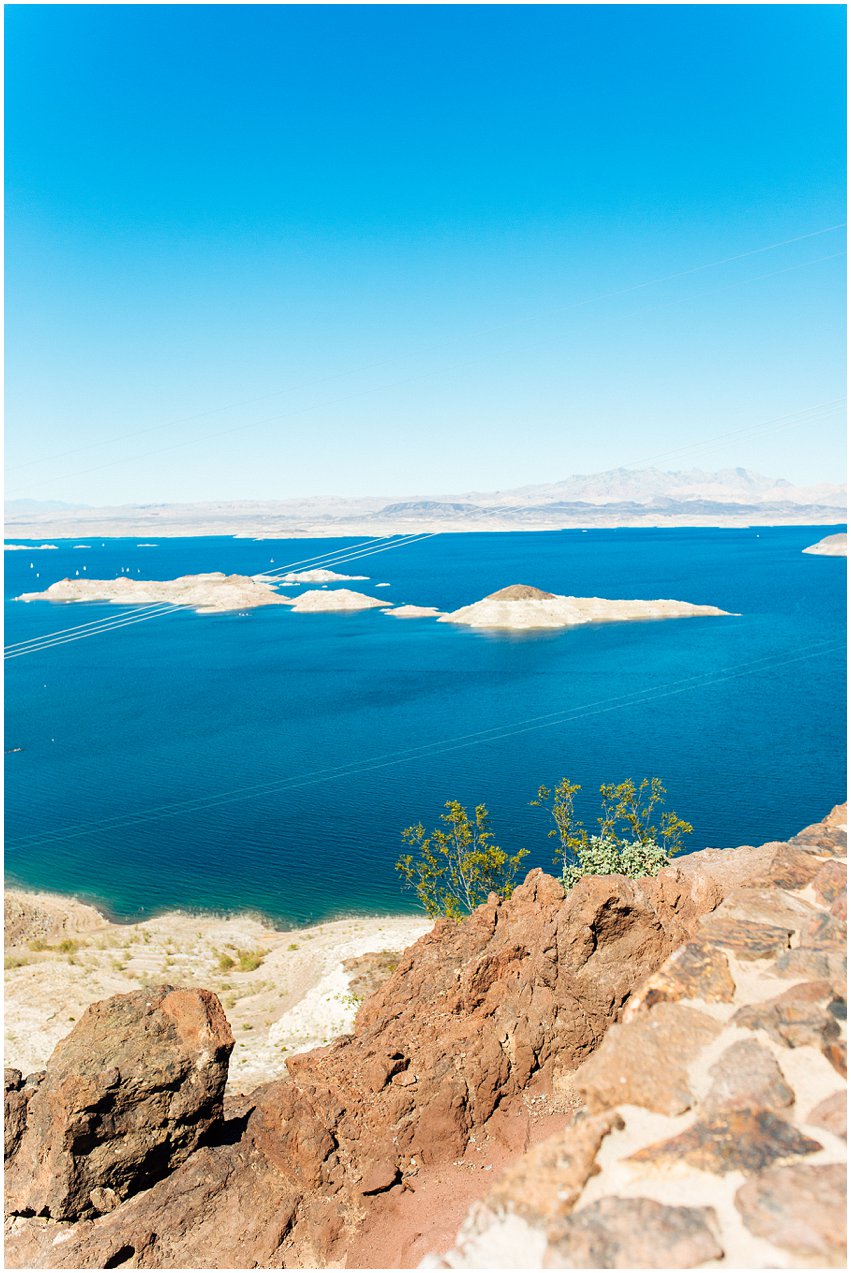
[
  {"left": 624, "top": 941, "right": 735, "bottom": 1015},
  {"left": 697, "top": 914, "right": 794, "bottom": 959},
  {"left": 4, "top": 1069, "right": 41, "bottom": 1160},
  {"left": 573, "top": 1003, "right": 721, "bottom": 1116},
  {"left": 749, "top": 842, "right": 830, "bottom": 890},
  {"left": 702, "top": 1038, "right": 794, "bottom": 1116},
  {"left": 812, "top": 859, "right": 847, "bottom": 907},
  {"left": 823, "top": 1037, "right": 847, "bottom": 1079},
  {"left": 789, "top": 815, "right": 847, "bottom": 857},
  {"left": 478, "top": 1110, "right": 623, "bottom": 1223},
  {"left": 4, "top": 867, "right": 719, "bottom": 1268},
  {"left": 800, "top": 911, "right": 845, "bottom": 952},
  {"left": 735, "top": 1163, "right": 847, "bottom": 1259},
  {"left": 544, "top": 1196, "right": 723, "bottom": 1268},
  {"left": 772, "top": 946, "right": 846, "bottom": 993},
  {"left": 733, "top": 980, "right": 841, "bottom": 1051},
  {"left": 807, "top": 1091, "right": 847, "bottom": 1140},
  {"left": 4, "top": 987, "right": 233, "bottom": 1221},
  {"left": 629, "top": 1109, "right": 822, "bottom": 1175}
]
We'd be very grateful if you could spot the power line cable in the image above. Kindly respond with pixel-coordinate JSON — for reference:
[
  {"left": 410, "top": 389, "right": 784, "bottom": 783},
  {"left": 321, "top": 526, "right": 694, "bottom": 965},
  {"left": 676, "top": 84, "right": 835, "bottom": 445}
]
[
  {"left": 8, "top": 635, "right": 841, "bottom": 848},
  {"left": 5, "top": 533, "right": 438, "bottom": 658}
]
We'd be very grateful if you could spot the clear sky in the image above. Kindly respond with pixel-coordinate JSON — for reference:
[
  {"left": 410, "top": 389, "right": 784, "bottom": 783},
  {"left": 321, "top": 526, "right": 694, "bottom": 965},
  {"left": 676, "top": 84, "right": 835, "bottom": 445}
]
[{"left": 5, "top": 3, "right": 846, "bottom": 505}]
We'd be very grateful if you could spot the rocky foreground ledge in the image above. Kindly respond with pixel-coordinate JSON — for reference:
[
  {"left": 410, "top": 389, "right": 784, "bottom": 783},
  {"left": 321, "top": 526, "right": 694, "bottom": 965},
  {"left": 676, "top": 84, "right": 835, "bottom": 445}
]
[{"left": 4, "top": 808, "right": 847, "bottom": 1269}]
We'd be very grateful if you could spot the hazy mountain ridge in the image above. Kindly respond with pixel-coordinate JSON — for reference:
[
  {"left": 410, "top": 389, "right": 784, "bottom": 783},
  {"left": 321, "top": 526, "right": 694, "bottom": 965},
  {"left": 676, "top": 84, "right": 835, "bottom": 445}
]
[{"left": 5, "top": 467, "right": 845, "bottom": 538}]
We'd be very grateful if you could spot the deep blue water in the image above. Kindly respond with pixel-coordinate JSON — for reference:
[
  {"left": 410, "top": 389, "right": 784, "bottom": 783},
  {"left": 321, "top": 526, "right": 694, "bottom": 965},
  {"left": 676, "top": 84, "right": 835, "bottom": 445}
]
[{"left": 4, "top": 526, "right": 846, "bottom": 926}]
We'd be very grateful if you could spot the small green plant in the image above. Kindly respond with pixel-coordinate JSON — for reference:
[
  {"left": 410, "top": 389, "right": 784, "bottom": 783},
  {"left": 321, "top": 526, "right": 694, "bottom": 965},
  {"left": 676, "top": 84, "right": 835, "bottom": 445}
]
[
  {"left": 58, "top": 939, "right": 80, "bottom": 956},
  {"left": 532, "top": 776, "right": 692, "bottom": 888},
  {"left": 236, "top": 949, "right": 266, "bottom": 972},
  {"left": 396, "top": 800, "right": 528, "bottom": 919},
  {"left": 287, "top": 943, "right": 299, "bottom": 951},
  {"left": 217, "top": 952, "right": 236, "bottom": 972}
]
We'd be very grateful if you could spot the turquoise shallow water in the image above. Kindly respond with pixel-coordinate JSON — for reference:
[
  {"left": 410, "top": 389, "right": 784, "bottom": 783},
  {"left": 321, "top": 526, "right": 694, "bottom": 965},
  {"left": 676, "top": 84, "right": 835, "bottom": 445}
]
[{"left": 4, "top": 526, "right": 846, "bottom": 926}]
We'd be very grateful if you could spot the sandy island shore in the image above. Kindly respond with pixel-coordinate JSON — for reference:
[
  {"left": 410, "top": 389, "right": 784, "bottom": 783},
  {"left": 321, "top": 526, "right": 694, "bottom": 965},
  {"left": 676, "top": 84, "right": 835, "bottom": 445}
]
[
  {"left": 439, "top": 583, "right": 734, "bottom": 630},
  {"left": 4, "top": 889, "right": 430, "bottom": 1093},
  {"left": 803, "top": 532, "right": 847, "bottom": 556}
]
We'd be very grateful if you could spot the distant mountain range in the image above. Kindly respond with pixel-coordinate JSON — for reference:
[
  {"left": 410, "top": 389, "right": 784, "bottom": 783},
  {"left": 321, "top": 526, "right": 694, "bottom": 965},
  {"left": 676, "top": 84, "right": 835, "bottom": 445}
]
[{"left": 5, "top": 468, "right": 846, "bottom": 538}]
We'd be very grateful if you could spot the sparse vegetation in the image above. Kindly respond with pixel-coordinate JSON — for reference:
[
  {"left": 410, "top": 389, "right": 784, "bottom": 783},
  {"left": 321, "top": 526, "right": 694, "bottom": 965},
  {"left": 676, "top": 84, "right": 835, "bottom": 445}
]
[
  {"left": 397, "top": 779, "right": 691, "bottom": 915},
  {"left": 236, "top": 949, "right": 266, "bottom": 972},
  {"left": 532, "top": 776, "right": 692, "bottom": 888},
  {"left": 396, "top": 800, "right": 529, "bottom": 919}
]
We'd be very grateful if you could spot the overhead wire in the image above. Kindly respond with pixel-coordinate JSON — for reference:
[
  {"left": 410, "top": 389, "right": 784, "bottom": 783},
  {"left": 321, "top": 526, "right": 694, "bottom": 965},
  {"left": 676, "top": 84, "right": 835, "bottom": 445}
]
[
  {"left": 8, "top": 634, "right": 843, "bottom": 850},
  {"left": 4, "top": 532, "right": 400, "bottom": 653},
  {"left": 4, "top": 533, "right": 439, "bottom": 658}
]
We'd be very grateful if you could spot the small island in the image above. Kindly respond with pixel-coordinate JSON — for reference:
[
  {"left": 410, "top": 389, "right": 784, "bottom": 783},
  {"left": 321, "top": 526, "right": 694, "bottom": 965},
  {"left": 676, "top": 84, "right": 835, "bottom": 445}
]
[
  {"left": 439, "top": 583, "right": 734, "bottom": 630},
  {"left": 803, "top": 533, "right": 847, "bottom": 557},
  {"left": 386, "top": 604, "right": 446, "bottom": 618},
  {"left": 288, "top": 588, "right": 390, "bottom": 612},
  {"left": 16, "top": 572, "right": 293, "bottom": 614}
]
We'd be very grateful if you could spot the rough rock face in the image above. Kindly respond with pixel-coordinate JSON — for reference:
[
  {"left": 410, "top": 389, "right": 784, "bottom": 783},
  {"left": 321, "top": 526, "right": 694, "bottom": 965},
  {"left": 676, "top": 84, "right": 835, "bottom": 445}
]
[
  {"left": 486, "top": 584, "right": 557, "bottom": 600},
  {"left": 4, "top": 987, "right": 233, "bottom": 1222},
  {"left": 3, "top": 866, "right": 718, "bottom": 1268},
  {"left": 4, "top": 809, "right": 846, "bottom": 1270},
  {"left": 435, "top": 805, "right": 847, "bottom": 1270}
]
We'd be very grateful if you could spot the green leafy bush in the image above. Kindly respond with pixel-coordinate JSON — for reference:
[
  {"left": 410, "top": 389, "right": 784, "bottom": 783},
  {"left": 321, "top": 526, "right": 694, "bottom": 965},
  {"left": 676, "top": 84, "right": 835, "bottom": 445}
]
[
  {"left": 532, "top": 776, "right": 692, "bottom": 888},
  {"left": 396, "top": 800, "right": 529, "bottom": 919}
]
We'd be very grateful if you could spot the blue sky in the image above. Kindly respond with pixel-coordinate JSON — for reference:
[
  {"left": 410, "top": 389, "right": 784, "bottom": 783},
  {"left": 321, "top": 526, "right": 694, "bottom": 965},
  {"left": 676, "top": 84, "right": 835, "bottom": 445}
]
[{"left": 5, "top": 4, "right": 846, "bottom": 504}]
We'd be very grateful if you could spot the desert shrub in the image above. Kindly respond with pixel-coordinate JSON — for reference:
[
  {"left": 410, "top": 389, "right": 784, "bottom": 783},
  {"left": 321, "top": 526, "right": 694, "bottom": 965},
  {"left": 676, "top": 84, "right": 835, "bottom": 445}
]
[
  {"left": 236, "top": 949, "right": 266, "bottom": 972},
  {"left": 217, "top": 952, "right": 236, "bottom": 972},
  {"left": 396, "top": 800, "right": 528, "bottom": 919},
  {"left": 532, "top": 776, "right": 692, "bottom": 889}
]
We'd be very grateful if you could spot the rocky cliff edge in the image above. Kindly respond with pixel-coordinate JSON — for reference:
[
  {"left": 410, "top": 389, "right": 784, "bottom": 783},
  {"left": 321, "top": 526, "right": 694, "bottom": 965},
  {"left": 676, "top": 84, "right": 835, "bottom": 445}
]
[{"left": 4, "top": 807, "right": 846, "bottom": 1269}]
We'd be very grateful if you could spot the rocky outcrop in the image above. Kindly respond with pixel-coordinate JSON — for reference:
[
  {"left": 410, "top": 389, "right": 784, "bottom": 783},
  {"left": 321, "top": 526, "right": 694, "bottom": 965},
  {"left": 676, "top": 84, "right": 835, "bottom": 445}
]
[
  {"left": 434, "top": 807, "right": 847, "bottom": 1270},
  {"left": 4, "top": 865, "right": 719, "bottom": 1267},
  {"left": 4, "top": 988, "right": 233, "bottom": 1223},
  {"left": 4, "top": 809, "right": 846, "bottom": 1269}
]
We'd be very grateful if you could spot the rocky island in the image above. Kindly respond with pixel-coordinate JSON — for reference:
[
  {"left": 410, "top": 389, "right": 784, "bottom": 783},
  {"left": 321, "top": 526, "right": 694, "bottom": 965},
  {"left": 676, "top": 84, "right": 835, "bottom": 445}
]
[
  {"left": 803, "top": 533, "right": 847, "bottom": 556},
  {"left": 15, "top": 575, "right": 395, "bottom": 617},
  {"left": 287, "top": 588, "right": 390, "bottom": 612},
  {"left": 4, "top": 807, "right": 846, "bottom": 1269},
  {"left": 15, "top": 573, "right": 294, "bottom": 614},
  {"left": 439, "top": 583, "right": 734, "bottom": 630}
]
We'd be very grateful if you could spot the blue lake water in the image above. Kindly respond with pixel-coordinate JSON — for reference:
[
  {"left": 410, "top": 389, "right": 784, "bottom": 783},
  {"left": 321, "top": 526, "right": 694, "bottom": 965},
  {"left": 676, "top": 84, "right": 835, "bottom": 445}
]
[{"left": 4, "top": 526, "right": 846, "bottom": 927}]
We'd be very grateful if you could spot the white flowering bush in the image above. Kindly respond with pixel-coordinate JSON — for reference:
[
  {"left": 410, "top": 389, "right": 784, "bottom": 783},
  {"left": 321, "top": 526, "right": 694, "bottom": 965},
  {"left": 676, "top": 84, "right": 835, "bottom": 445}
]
[
  {"left": 532, "top": 776, "right": 692, "bottom": 890},
  {"left": 562, "top": 834, "right": 672, "bottom": 888}
]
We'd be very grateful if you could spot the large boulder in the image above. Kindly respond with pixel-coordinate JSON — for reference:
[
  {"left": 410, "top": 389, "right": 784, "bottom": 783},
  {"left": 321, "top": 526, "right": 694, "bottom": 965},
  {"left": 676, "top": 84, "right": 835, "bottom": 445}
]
[{"left": 4, "top": 986, "right": 233, "bottom": 1221}]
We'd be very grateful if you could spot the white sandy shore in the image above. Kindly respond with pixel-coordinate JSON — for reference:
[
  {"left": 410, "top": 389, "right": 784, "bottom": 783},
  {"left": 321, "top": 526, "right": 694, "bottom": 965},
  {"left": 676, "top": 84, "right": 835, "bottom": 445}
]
[
  {"left": 803, "top": 532, "right": 847, "bottom": 556},
  {"left": 278, "top": 569, "right": 369, "bottom": 583},
  {"left": 5, "top": 543, "right": 58, "bottom": 551},
  {"left": 387, "top": 604, "right": 446, "bottom": 618},
  {"left": 4, "top": 889, "right": 430, "bottom": 1093}
]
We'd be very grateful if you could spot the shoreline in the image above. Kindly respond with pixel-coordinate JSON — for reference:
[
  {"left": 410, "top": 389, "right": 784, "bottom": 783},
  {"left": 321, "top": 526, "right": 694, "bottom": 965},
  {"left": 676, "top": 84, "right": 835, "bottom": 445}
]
[
  {"left": 4, "top": 515, "right": 847, "bottom": 540},
  {"left": 4, "top": 886, "right": 432, "bottom": 1093}
]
